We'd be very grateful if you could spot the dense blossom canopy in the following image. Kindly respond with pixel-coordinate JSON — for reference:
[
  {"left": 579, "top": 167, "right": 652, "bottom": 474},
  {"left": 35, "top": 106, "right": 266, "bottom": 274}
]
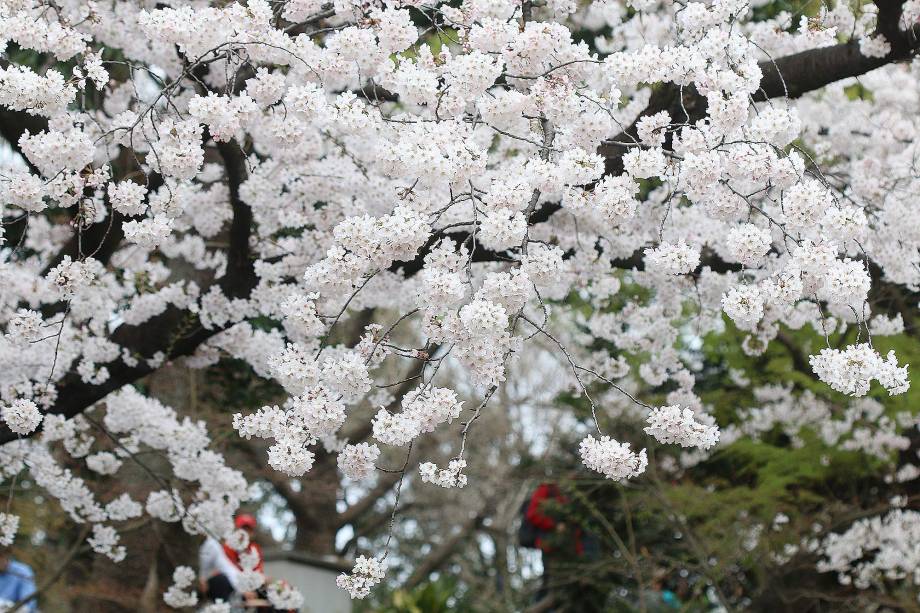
[{"left": 2, "top": 0, "right": 920, "bottom": 603}]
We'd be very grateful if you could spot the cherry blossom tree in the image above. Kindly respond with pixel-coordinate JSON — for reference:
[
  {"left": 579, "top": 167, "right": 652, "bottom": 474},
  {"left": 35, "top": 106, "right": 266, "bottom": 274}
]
[{"left": 2, "top": 0, "right": 920, "bottom": 605}]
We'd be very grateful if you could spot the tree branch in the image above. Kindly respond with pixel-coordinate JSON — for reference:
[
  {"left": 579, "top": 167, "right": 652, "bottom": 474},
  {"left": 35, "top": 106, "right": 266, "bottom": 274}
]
[
  {"left": 0, "top": 108, "right": 47, "bottom": 175},
  {"left": 0, "top": 140, "right": 257, "bottom": 445},
  {"left": 8, "top": 523, "right": 91, "bottom": 613},
  {"left": 402, "top": 511, "right": 483, "bottom": 590},
  {"left": 335, "top": 471, "right": 404, "bottom": 529},
  {"left": 216, "top": 139, "right": 257, "bottom": 298},
  {"left": 0, "top": 306, "right": 217, "bottom": 444},
  {"left": 754, "top": 33, "right": 920, "bottom": 101},
  {"left": 41, "top": 171, "right": 165, "bottom": 276}
]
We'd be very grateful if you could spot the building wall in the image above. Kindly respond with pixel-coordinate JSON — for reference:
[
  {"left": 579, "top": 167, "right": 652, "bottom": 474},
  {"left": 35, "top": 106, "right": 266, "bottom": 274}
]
[{"left": 264, "top": 559, "right": 352, "bottom": 613}]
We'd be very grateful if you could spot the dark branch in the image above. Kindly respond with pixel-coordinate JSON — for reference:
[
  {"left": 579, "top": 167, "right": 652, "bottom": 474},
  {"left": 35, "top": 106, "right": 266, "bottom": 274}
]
[
  {"left": 41, "top": 172, "right": 166, "bottom": 276},
  {"left": 755, "top": 37, "right": 918, "bottom": 101},
  {"left": 0, "top": 139, "right": 257, "bottom": 445},
  {"left": 402, "top": 511, "right": 484, "bottom": 590},
  {"left": 756, "top": 0, "right": 920, "bottom": 100},
  {"left": 0, "top": 108, "right": 47, "bottom": 175},
  {"left": 335, "top": 471, "right": 404, "bottom": 529},
  {"left": 0, "top": 305, "right": 218, "bottom": 444},
  {"left": 216, "top": 139, "right": 258, "bottom": 298}
]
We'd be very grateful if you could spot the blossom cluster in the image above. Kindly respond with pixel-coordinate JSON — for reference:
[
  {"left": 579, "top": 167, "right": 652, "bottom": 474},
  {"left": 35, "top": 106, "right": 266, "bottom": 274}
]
[
  {"left": 644, "top": 405, "right": 720, "bottom": 449},
  {"left": 419, "top": 458, "right": 468, "bottom": 489},
  {"left": 817, "top": 510, "right": 920, "bottom": 589},
  {"left": 336, "top": 555, "right": 386, "bottom": 600},
  {"left": 0, "top": 0, "right": 917, "bottom": 600},
  {"left": 579, "top": 435, "right": 648, "bottom": 481},
  {"left": 809, "top": 344, "right": 910, "bottom": 397}
]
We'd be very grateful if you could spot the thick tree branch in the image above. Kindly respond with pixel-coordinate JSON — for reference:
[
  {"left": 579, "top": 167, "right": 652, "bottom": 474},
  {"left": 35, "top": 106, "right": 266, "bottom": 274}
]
[
  {"left": 216, "top": 139, "right": 257, "bottom": 298},
  {"left": 0, "top": 306, "right": 218, "bottom": 444},
  {"left": 755, "top": 0, "right": 920, "bottom": 100},
  {"left": 402, "top": 511, "right": 484, "bottom": 590},
  {"left": 41, "top": 172, "right": 166, "bottom": 276},
  {"left": 0, "top": 107, "right": 164, "bottom": 273},
  {"left": 391, "top": 201, "right": 562, "bottom": 277},
  {"left": 335, "top": 471, "right": 404, "bottom": 529},
  {"left": 0, "top": 140, "right": 257, "bottom": 445},
  {"left": 602, "top": 5, "right": 920, "bottom": 164},
  {"left": 756, "top": 41, "right": 895, "bottom": 101},
  {"left": 0, "top": 107, "right": 46, "bottom": 175},
  {"left": 0, "top": 109, "right": 46, "bottom": 251},
  {"left": 407, "top": 19, "right": 920, "bottom": 278}
]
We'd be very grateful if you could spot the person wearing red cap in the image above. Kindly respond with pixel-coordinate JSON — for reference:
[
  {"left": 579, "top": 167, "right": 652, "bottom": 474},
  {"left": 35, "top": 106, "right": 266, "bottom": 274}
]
[
  {"left": 223, "top": 513, "right": 265, "bottom": 575},
  {"left": 236, "top": 514, "right": 257, "bottom": 529},
  {"left": 224, "top": 514, "right": 300, "bottom": 611},
  {"left": 198, "top": 533, "right": 242, "bottom": 603}
]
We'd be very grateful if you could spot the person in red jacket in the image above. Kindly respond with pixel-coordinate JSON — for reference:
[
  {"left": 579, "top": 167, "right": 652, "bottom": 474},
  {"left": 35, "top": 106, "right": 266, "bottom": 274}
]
[
  {"left": 525, "top": 482, "right": 585, "bottom": 556},
  {"left": 224, "top": 515, "right": 301, "bottom": 612},
  {"left": 523, "top": 481, "right": 606, "bottom": 611},
  {"left": 223, "top": 513, "right": 265, "bottom": 574}
]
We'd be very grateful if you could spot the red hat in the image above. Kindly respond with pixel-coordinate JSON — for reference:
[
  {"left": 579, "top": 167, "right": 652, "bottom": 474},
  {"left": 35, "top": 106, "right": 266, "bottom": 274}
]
[{"left": 235, "top": 514, "right": 257, "bottom": 529}]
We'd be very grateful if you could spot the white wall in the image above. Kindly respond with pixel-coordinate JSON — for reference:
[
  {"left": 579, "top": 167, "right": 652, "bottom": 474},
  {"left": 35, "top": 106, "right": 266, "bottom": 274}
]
[{"left": 264, "top": 559, "right": 352, "bottom": 613}]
